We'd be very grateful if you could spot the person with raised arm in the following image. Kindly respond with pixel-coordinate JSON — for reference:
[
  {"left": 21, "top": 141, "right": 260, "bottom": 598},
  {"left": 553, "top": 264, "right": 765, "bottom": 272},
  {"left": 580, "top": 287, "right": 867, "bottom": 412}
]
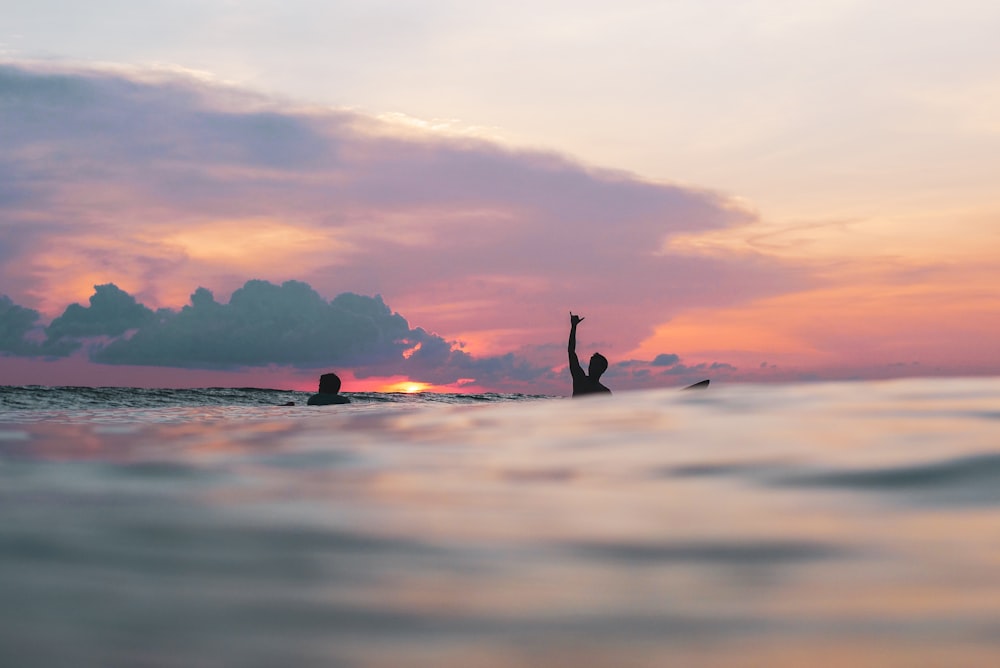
[{"left": 568, "top": 312, "right": 611, "bottom": 397}]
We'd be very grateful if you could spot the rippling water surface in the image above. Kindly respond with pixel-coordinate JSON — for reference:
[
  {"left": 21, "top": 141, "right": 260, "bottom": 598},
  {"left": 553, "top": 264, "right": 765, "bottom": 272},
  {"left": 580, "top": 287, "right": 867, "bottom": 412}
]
[{"left": 2, "top": 379, "right": 1000, "bottom": 667}]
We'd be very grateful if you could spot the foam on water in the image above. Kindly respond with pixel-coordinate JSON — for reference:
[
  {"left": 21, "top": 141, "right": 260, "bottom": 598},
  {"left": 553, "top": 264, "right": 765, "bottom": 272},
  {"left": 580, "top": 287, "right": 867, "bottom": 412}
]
[{"left": 2, "top": 378, "right": 1000, "bottom": 666}]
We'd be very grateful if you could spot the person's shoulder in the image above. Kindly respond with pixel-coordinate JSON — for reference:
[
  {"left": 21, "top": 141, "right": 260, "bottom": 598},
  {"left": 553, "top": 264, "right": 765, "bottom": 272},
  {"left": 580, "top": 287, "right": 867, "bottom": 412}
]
[{"left": 307, "top": 393, "right": 351, "bottom": 405}]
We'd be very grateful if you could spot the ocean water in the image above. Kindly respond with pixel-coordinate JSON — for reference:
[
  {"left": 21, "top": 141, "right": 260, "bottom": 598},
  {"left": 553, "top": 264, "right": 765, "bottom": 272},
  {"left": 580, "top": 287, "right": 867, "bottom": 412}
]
[{"left": 2, "top": 378, "right": 1000, "bottom": 667}]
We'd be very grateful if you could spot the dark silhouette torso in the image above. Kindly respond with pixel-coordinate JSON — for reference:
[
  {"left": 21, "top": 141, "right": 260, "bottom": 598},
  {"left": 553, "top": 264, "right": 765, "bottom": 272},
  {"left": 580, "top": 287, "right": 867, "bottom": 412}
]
[
  {"left": 568, "top": 313, "right": 611, "bottom": 398},
  {"left": 569, "top": 356, "right": 611, "bottom": 397}
]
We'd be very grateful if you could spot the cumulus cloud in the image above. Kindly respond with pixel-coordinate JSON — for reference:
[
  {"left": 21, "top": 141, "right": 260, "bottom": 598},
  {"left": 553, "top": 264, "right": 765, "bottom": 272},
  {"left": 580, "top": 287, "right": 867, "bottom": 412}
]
[
  {"left": 9, "top": 280, "right": 551, "bottom": 386},
  {"left": 93, "top": 280, "right": 414, "bottom": 369},
  {"left": 0, "top": 295, "right": 81, "bottom": 358},
  {"left": 0, "top": 62, "right": 811, "bottom": 362},
  {"left": 651, "top": 353, "right": 681, "bottom": 367},
  {"left": 0, "top": 296, "right": 42, "bottom": 355},
  {"left": 45, "top": 284, "right": 156, "bottom": 342}
]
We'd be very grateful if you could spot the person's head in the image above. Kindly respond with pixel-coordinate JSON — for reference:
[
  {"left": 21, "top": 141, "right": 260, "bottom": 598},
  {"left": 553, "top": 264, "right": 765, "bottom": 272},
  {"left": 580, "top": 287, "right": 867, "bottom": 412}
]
[
  {"left": 318, "top": 372, "right": 342, "bottom": 394},
  {"left": 589, "top": 353, "right": 608, "bottom": 379}
]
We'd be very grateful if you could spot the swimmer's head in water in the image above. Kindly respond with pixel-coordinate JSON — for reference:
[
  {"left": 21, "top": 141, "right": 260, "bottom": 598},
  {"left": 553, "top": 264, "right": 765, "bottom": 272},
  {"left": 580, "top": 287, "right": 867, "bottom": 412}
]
[
  {"left": 589, "top": 353, "right": 608, "bottom": 378},
  {"left": 318, "top": 372, "right": 342, "bottom": 394}
]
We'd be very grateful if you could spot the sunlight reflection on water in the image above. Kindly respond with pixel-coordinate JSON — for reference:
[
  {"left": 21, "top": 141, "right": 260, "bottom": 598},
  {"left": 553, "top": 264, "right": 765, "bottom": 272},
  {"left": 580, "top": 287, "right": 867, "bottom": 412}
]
[{"left": 2, "top": 378, "right": 1000, "bottom": 666}]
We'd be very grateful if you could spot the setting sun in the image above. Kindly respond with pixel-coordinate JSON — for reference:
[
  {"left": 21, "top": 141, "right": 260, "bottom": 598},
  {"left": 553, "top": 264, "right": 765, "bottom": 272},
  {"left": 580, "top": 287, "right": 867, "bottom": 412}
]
[{"left": 382, "top": 381, "right": 430, "bottom": 394}]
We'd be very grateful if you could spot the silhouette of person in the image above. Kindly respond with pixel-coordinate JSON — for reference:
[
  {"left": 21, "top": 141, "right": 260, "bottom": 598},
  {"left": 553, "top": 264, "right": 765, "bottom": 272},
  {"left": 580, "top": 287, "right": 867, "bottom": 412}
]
[
  {"left": 568, "top": 312, "right": 611, "bottom": 397},
  {"left": 307, "top": 372, "right": 351, "bottom": 405}
]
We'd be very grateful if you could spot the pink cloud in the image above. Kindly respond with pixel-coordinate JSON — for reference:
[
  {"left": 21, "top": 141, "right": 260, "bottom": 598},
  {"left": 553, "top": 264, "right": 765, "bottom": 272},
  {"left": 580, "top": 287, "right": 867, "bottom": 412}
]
[{"left": 0, "top": 62, "right": 819, "bottom": 391}]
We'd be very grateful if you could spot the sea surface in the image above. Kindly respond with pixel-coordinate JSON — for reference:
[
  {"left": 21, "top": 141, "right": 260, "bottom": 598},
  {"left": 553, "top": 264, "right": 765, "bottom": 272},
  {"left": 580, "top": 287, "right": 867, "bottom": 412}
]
[{"left": 2, "top": 378, "right": 1000, "bottom": 667}]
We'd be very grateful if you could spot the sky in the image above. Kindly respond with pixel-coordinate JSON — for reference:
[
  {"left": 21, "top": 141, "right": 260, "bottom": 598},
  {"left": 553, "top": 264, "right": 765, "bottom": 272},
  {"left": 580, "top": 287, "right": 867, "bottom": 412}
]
[{"left": 1, "top": 0, "right": 999, "bottom": 394}]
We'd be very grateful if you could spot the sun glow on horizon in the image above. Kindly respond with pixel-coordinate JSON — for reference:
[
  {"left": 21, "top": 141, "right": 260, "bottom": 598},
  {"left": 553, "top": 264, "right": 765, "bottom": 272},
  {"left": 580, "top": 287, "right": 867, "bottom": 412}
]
[{"left": 381, "top": 381, "right": 431, "bottom": 394}]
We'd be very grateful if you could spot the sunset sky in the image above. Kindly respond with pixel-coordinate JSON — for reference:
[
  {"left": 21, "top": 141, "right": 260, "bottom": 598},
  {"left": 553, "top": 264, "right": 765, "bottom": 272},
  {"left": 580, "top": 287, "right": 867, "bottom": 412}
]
[{"left": 2, "top": 0, "right": 999, "bottom": 394}]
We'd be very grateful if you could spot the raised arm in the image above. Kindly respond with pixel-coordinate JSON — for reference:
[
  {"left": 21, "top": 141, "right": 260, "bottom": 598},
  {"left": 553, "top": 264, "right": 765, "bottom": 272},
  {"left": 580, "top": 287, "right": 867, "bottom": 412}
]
[{"left": 568, "top": 312, "right": 585, "bottom": 378}]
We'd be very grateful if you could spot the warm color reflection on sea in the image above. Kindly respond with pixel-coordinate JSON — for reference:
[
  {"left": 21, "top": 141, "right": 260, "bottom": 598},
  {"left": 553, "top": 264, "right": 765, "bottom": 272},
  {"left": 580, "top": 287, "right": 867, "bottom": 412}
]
[{"left": 2, "top": 379, "right": 1000, "bottom": 667}]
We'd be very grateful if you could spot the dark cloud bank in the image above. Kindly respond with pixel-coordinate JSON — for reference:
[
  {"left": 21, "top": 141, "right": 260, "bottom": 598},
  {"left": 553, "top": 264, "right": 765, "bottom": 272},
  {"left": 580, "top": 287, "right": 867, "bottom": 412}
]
[
  {"left": 1, "top": 281, "right": 724, "bottom": 390},
  {"left": 0, "top": 281, "right": 548, "bottom": 387}
]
